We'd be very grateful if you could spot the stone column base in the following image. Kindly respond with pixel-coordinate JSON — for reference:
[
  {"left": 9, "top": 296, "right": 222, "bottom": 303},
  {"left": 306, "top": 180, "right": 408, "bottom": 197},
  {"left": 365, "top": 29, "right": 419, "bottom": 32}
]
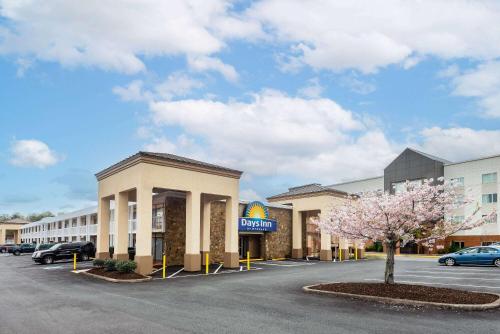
[
  {"left": 114, "top": 253, "right": 129, "bottom": 261},
  {"left": 184, "top": 253, "right": 201, "bottom": 272},
  {"left": 201, "top": 251, "right": 210, "bottom": 265},
  {"left": 292, "top": 248, "right": 303, "bottom": 259},
  {"left": 96, "top": 251, "right": 110, "bottom": 260},
  {"left": 223, "top": 252, "right": 239, "bottom": 268},
  {"left": 135, "top": 255, "right": 153, "bottom": 275},
  {"left": 356, "top": 248, "right": 365, "bottom": 259},
  {"left": 320, "top": 249, "right": 332, "bottom": 261},
  {"left": 340, "top": 249, "right": 349, "bottom": 261}
]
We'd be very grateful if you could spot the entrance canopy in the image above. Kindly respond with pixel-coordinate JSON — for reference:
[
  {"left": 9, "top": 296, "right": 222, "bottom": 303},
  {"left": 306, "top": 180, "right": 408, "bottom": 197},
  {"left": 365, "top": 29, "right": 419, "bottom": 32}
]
[{"left": 95, "top": 151, "right": 242, "bottom": 275}]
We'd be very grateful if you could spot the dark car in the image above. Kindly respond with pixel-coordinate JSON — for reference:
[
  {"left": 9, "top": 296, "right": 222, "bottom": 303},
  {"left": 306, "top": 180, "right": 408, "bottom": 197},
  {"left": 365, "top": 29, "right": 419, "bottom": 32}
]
[
  {"left": 0, "top": 244, "right": 16, "bottom": 253},
  {"left": 438, "top": 246, "right": 500, "bottom": 267},
  {"left": 11, "top": 243, "right": 36, "bottom": 255},
  {"left": 32, "top": 242, "right": 96, "bottom": 264},
  {"left": 35, "top": 243, "right": 54, "bottom": 251}
]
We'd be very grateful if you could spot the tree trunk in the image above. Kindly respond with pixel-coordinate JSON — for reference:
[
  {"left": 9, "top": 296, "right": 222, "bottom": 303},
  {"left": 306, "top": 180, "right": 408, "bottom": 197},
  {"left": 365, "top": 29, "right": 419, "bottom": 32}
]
[{"left": 384, "top": 241, "right": 397, "bottom": 284}]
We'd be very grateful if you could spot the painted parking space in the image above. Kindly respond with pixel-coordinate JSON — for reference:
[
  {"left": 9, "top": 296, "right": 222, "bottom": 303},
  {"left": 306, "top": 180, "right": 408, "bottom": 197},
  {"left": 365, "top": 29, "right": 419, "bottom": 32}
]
[{"left": 365, "top": 264, "right": 500, "bottom": 293}]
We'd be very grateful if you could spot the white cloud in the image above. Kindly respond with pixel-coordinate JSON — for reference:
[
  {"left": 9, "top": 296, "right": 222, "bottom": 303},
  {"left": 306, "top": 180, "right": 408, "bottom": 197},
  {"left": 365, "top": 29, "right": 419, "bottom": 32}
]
[
  {"left": 0, "top": 0, "right": 259, "bottom": 74},
  {"left": 240, "top": 189, "right": 263, "bottom": 201},
  {"left": 113, "top": 73, "right": 203, "bottom": 102},
  {"left": 9, "top": 139, "right": 61, "bottom": 168},
  {"left": 447, "top": 61, "right": 500, "bottom": 117},
  {"left": 339, "top": 75, "right": 376, "bottom": 95},
  {"left": 417, "top": 127, "right": 500, "bottom": 162},
  {"left": 112, "top": 80, "right": 152, "bottom": 102},
  {"left": 148, "top": 90, "right": 398, "bottom": 183},
  {"left": 187, "top": 55, "right": 239, "bottom": 82},
  {"left": 298, "top": 78, "right": 323, "bottom": 98},
  {"left": 248, "top": 0, "right": 500, "bottom": 73}
]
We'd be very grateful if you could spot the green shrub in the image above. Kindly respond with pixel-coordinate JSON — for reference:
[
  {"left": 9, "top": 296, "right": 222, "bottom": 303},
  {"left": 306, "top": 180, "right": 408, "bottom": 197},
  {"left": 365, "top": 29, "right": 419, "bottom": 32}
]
[
  {"left": 115, "top": 260, "right": 137, "bottom": 274},
  {"left": 104, "top": 259, "right": 117, "bottom": 271},
  {"left": 93, "top": 258, "right": 105, "bottom": 267}
]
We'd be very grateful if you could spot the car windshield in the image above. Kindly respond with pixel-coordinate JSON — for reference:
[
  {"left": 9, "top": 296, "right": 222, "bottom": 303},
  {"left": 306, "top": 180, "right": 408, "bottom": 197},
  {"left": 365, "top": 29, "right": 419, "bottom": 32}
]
[{"left": 49, "top": 244, "right": 61, "bottom": 251}]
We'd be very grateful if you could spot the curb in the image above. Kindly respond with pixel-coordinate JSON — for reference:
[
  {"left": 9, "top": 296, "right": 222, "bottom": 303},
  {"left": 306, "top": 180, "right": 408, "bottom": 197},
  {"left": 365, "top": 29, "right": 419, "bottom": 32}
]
[
  {"left": 303, "top": 283, "right": 500, "bottom": 311},
  {"left": 77, "top": 269, "right": 152, "bottom": 283}
]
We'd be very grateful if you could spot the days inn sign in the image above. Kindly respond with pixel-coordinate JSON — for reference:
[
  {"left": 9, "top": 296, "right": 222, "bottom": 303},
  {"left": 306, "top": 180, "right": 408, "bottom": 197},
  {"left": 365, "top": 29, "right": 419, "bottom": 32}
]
[{"left": 238, "top": 201, "right": 277, "bottom": 232}]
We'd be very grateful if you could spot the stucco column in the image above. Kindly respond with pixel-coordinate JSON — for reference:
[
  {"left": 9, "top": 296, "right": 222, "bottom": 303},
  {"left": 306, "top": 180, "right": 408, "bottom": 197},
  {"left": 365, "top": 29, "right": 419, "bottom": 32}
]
[
  {"left": 96, "top": 196, "right": 111, "bottom": 259},
  {"left": 339, "top": 238, "right": 349, "bottom": 260},
  {"left": 185, "top": 190, "right": 201, "bottom": 271},
  {"left": 114, "top": 191, "right": 130, "bottom": 261},
  {"left": 201, "top": 199, "right": 211, "bottom": 266},
  {"left": 292, "top": 210, "right": 303, "bottom": 259},
  {"left": 320, "top": 231, "right": 332, "bottom": 261},
  {"left": 135, "top": 186, "right": 153, "bottom": 275},
  {"left": 224, "top": 196, "right": 239, "bottom": 268}
]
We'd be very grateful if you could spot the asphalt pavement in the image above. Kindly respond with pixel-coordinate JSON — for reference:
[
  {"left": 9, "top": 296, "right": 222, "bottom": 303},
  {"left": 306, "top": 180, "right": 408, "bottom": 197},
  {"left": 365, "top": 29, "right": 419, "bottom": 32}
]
[{"left": 0, "top": 254, "right": 498, "bottom": 334}]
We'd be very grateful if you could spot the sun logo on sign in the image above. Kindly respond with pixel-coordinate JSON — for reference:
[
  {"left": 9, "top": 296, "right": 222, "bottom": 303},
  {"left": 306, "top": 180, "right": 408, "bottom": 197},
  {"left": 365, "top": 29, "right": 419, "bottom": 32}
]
[{"left": 244, "top": 201, "right": 269, "bottom": 219}]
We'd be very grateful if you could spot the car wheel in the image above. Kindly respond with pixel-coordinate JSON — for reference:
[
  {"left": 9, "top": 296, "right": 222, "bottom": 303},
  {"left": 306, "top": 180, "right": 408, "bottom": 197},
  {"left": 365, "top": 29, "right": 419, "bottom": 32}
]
[
  {"left": 43, "top": 255, "right": 54, "bottom": 265},
  {"left": 445, "top": 258, "right": 456, "bottom": 266},
  {"left": 494, "top": 258, "right": 500, "bottom": 268},
  {"left": 81, "top": 253, "right": 89, "bottom": 261},
  {"left": 14, "top": 251, "right": 20, "bottom": 256}
]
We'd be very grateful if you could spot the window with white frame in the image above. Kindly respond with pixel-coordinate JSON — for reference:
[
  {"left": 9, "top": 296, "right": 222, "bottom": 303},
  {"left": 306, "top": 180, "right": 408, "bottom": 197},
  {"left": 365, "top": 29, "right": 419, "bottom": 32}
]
[
  {"left": 450, "top": 177, "right": 464, "bottom": 186},
  {"left": 482, "top": 172, "right": 497, "bottom": 184},
  {"left": 482, "top": 193, "right": 498, "bottom": 204},
  {"left": 482, "top": 213, "right": 497, "bottom": 224}
]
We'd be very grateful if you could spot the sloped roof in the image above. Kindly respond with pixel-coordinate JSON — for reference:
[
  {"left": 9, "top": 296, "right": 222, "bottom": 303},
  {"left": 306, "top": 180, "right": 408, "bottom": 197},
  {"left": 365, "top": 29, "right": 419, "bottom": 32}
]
[
  {"left": 1, "top": 218, "right": 30, "bottom": 225},
  {"left": 267, "top": 183, "right": 347, "bottom": 201},
  {"left": 95, "top": 151, "right": 243, "bottom": 180},
  {"left": 406, "top": 148, "right": 452, "bottom": 164}
]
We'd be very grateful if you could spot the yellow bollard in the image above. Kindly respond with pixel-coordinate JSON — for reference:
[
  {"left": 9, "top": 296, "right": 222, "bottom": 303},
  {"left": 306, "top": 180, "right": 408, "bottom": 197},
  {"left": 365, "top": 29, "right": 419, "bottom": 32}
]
[
  {"left": 162, "top": 255, "right": 166, "bottom": 279},
  {"left": 355, "top": 248, "right": 358, "bottom": 261},
  {"left": 206, "top": 253, "right": 209, "bottom": 275},
  {"left": 247, "top": 251, "right": 250, "bottom": 271},
  {"left": 73, "top": 253, "right": 76, "bottom": 271},
  {"left": 339, "top": 248, "right": 342, "bottom": 262}
]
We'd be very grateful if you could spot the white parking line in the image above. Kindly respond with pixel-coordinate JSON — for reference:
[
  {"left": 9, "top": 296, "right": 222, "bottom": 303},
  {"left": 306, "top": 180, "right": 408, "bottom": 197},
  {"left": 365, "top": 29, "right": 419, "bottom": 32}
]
[
  {"left": 258, "top": 262, "right": 316, "bottom": 267},
  {"left": 167, "top": 267, "right": 184, "bottom": 278},
  {"left": 364, "top": 278, "right": 500, "bottom": 290},
  {"left": 214, "top": 263, "right": 223, "bottom": 274},
  {"left": 401, "top": 270, "right": 500, "bottom": 276},
  {"left": 396, "top": 274, "right": 500, "bottom": 281}
]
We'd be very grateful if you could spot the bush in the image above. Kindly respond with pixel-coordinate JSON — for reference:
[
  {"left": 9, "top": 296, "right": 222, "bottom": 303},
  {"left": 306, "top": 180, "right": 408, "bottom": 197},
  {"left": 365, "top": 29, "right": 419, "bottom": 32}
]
[
  {"left": 104, "top": 259, "right": 117, "bottom": 271},
  {"left": 115, "top": 260, "right": 137, "bottom": 274},
  {"left": 93, "top": 258, "right": 105, "bottom": 267}
]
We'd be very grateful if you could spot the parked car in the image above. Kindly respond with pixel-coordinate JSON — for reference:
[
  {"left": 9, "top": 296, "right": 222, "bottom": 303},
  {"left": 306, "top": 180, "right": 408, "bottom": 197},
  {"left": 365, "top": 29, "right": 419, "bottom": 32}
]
[
  {"left": 491, "top": 242, "right": 500, "bottom": 246},
  {"left": 438, "top": 246, "right": 500, "bottom": 267},
  {"left": 32, "top": 242, "right": 96, "bottom": 264},
  {"left": 0, "top": 244, "right": 16, "bottom": 253},
  {"left": 11, "top": 243, "right": 36, "bottom": 255},
  {"left": 35, "top": 243, "right": 54, "bottom": 251}
]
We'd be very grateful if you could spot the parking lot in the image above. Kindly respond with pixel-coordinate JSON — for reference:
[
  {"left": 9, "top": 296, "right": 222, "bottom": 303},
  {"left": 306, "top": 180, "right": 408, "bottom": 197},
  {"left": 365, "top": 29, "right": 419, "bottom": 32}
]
[{"left": 0, "top": 254, "right": 499, "bottom": 334}]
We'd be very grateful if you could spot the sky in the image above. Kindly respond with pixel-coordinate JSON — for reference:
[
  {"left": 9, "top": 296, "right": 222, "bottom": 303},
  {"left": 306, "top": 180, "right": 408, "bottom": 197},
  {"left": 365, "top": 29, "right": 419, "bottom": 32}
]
[{"left": 2, "top": 0, "right": 500, "bottom": 215}]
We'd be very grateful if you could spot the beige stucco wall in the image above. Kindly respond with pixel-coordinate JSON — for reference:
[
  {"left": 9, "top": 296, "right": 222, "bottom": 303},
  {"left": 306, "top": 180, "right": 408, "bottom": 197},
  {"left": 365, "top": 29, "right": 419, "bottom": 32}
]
[
  {"left": 269, "top": 193, "right": 352, "bottom": 259},
  {"left": 97, "top": 160, "right": 240, "bottom": 274},
  {"left": 0, "top": 223, "right": 24, "bottom": 244}
]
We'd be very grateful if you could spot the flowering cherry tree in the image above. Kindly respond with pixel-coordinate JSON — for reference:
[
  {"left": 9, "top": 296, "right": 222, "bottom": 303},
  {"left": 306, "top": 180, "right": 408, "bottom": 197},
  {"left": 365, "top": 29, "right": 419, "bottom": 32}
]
[{"left": 314, "top": 178, "right": 495, "bottom": 284}]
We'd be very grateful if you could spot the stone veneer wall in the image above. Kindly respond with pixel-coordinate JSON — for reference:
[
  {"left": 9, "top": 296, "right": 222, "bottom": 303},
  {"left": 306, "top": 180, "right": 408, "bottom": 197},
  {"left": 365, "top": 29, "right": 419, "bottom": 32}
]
[
  {"left": 163, "top": 197, "right": 186, "bottom": 266},
  {"left": 161, "top": 200, "right": 293, "bottom": 265}
]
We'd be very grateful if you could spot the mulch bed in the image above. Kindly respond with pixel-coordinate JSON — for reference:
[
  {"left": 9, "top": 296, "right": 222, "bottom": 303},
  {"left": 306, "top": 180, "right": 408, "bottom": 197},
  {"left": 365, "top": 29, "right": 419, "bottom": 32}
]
[
  {"left": 88, "top": 267, "right": 146, "bottom": 280},
  {"left": 311, "top": 283, "right": 498, "bottom": 305}
]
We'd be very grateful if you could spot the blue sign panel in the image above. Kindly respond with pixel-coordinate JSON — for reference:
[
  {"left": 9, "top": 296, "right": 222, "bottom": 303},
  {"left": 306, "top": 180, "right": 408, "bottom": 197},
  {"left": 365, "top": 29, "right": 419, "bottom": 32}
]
[{"left": 238, "top": 217, "right": 277, "bottom": 232}]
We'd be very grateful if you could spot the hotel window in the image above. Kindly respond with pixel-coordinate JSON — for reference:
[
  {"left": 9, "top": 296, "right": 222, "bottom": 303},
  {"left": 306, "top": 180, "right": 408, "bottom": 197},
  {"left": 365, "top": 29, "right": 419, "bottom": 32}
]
[
  {"left": 452, "top": 241, "right": 465, "bottom": 249},
  {"left": 482, "top": 193, "right": 497, "bottom": 204},
  {"left": 482, "top": 214, "right": 497, "bottom": 224},
  {"left": 482, "top": 172, "right": 497, "bottom": 184},
  {"left": 450, "top": 177, "right": 464, "bottom": 186},
  {"left": 451, "top": 216, "right": 464, "bottom": 223}
]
